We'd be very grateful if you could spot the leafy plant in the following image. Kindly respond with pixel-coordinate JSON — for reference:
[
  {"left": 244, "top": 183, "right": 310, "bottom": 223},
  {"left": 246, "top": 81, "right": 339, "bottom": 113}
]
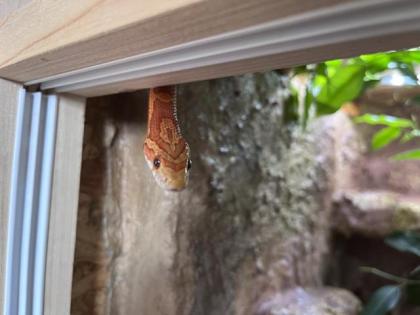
[
  {"left": 360, "top": 231, "right": 420, "bottom": 315},
  {"left": 361, "top": 285, "right": 401, "bottom": 315},
  {"left": 392, "top": 149, "right": 420, "bottom": 161},
  {"left": 284, "top": 50, "right": 420, "bottom": 313},
  {"left": 386, "top": 231, "right": 420, "bottom": 256},
  {"left": 354, "top": 114, "right": 420, "bottom": 158},
  {"left": 286, "top": 48, "right": 420, "bottom": 159},
  {"left": 286, "top": 49, "right": 420, "bottom": 313}
]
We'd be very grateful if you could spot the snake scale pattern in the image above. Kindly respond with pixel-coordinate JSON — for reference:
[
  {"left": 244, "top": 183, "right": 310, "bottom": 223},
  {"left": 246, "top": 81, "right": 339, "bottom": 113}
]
[{"left": 143, "top": 85, "right": 191, "bottom": 191}]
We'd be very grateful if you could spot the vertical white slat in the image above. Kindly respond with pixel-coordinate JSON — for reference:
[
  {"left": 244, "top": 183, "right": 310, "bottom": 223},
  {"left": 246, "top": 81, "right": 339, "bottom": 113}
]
[
  {"left": 33, "top": 95, "right": 58, "bottom": 315},
  {"left": 19, "top": 93, "right": 47, "bottom": 315},
  {"left": 2, "top": 82, "right": 26, "bottom": 315},
  {"left": 3, "top": 89, "right": 85, "bottom": 315}
]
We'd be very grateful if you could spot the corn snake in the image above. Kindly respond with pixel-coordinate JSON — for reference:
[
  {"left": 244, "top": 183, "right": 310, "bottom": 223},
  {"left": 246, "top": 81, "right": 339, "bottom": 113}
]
[{"left": 143, "top": 86, "right": 191, "bottom": 191}]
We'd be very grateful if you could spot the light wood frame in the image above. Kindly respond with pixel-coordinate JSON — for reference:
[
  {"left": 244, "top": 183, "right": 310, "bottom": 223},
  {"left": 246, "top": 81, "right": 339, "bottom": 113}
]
[
  {"left": 0, "top": 79, "right": 22, "bottom": 315},
  {"left": 0, "top": 0, "right": 419, "bottom": 97},
  {"left": 0, "top": 82, "right": 85, "bottom": 315},
  {"left": 0, "top": 0, "right": 419, "bottom": 314}
]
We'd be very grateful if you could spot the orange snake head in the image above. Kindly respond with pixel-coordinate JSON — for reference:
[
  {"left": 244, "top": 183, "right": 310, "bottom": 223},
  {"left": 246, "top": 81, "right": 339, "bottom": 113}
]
[{"left": 143, "top": 86, "right": 191, "bottom": 191}]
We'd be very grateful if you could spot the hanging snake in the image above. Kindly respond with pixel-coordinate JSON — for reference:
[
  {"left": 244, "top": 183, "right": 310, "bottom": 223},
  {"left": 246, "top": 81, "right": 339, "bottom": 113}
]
[{"left": 143, "top": 86, "right": 191, "bottom": 191}]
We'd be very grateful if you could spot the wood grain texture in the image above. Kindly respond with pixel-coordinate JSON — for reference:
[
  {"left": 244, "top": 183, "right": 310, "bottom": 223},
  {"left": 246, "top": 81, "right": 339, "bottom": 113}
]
[
  {"left": 72, "top": 31, "right": 420, "bottom": 97},
  {"left": 0, "top": 79, "right": 22, "bottom": 313},
  {"left": 0, "top": 0, "right": 32, "bottom": 19},
  {"left": 44, "top": 94, "right": 86, "bottom": 315},
  {"left": 0, "top": 0, "right": 355, "bottom": 82}
]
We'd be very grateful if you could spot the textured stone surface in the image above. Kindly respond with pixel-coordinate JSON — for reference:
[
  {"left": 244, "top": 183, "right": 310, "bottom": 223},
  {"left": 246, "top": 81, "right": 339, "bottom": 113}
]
[
  {"left": 175, "top": 74, "right": 337, "bottom": 314},
  {"left": 333, "top": 190, "right": 420, "bottom": 236},
  {"left": 257, "top": 287, "right": 361, "bottom": 315},
  {"left": 71, "top": 73, "right": 361, "bottom": 315}
]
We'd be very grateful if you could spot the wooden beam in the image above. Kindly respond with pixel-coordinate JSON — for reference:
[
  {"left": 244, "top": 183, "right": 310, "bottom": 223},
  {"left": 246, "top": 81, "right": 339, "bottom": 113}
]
[
  {"left": 44, "top": 94, "right": 85, "bottom": 315},
  {"left": 0, "top": 79, "right": 22, "bottom": 313},
  {"left": 0, "top": 0, "right": 355, "bottom": 83}
]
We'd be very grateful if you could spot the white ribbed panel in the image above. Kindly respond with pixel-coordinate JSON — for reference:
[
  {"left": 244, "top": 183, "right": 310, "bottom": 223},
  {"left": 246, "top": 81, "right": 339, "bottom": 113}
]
[{"left": 4, "top": 92, "right": 58, "bottom": 315}]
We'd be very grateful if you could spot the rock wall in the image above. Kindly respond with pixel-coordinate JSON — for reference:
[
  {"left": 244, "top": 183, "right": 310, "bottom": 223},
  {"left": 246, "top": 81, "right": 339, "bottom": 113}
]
[{"left": 71, "top": 73, "right": 361, "bottom": 315}]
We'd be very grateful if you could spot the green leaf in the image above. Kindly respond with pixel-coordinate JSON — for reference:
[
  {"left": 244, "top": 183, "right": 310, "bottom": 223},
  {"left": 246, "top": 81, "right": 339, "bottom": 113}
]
[
  {"left": 385, "top": 231, "right": 420, "bottom": 256},
  {"left": 316, "top": 64, "right": 365, "bottom": 110},
  {"left": 361, "top": 285, "right": 401, "bottom": 315},
  {"left": 355, "top": 114, "right": 414, "bottom": 128},
  {"left": 315, "top": 63, "right": 327, "bottom": 77},
  {"left": 312, "top": 74, "right": 327, "bottom": 97},
  {"left": 316, "top": 101, "right": 340, "bottom": 115},
  {"left": 392, "top": 149, "right": 420, "bottom": 161},
  {"left": 324, "top": 59, "right": 343, "bottom": 77},
  {"left": 359, "top": 53, "right": 391, "bottom": 74},
  {"left": 371, "top": 127, "right": 401, "bottom": 150},
  {"left": 390, "top": 50, "right": 420, "bottom": 64}
]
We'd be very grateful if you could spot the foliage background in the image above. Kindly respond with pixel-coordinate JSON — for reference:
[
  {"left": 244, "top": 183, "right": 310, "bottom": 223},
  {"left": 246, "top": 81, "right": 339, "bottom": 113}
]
[{"left": 286, "top": 48, "right": 420, "bottom": 315}]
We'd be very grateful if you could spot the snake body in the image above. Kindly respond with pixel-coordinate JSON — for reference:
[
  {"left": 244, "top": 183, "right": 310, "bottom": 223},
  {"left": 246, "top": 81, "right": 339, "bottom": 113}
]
[{"left": 143, "top": 86, "right": 191, "bottom": 191}]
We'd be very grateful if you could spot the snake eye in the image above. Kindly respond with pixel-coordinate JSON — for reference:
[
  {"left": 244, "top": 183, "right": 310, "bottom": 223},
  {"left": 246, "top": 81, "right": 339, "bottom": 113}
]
[
  {"left": 153, "top": 158, "right": 161, "bottom": 169},
  {"left": 187, "top": 159, "right": 192, "bottom": 171}
]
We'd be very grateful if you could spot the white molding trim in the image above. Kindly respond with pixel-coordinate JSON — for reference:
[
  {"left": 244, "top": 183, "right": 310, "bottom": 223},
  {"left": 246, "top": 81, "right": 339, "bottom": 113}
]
[
  {"left": 27, "top": 0, "right": 420, "bottom": 93},
  {"left": 4, "top": 91, "right": 58, "bottom": 315}
]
